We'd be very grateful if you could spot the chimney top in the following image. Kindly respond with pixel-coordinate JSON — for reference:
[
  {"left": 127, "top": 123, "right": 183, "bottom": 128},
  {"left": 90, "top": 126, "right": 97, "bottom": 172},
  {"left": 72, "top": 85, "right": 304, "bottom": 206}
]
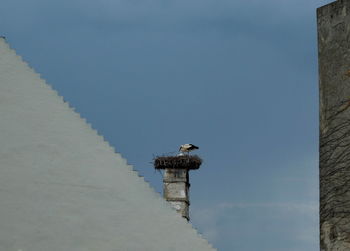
[{"left": 154, "top": 155, "right": 202, "bottom": 170}]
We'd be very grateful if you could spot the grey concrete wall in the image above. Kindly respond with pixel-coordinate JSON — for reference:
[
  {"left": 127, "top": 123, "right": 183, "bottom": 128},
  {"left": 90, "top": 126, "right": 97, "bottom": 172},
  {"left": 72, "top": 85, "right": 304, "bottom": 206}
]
[
  {"left": 0, "top": 38, "right": 215, "bottom": 251},
  {"left": 318, "top": 1, "right": 350, "bottom": 250}
]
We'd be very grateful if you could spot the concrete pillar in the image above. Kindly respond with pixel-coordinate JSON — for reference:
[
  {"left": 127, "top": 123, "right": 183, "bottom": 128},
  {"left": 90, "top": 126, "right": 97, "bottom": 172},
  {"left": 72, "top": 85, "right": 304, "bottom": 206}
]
[
  {"left": 318, "top": 1, "right": 350, "bottom": 250},
  {"left": 163, "top": 168, "right": 190, "bottom": 220}
]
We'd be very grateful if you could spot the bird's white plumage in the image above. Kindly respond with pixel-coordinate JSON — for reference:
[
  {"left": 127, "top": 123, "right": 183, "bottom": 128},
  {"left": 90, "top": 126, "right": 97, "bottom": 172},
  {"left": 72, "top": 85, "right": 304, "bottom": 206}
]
[{"left": 179, "top": 144, "right": 199, "bottom": 153}]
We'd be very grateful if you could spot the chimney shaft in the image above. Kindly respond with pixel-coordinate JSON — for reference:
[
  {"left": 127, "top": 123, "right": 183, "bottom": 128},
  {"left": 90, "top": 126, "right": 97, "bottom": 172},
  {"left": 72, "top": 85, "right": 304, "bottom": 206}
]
[
  {"left": 154, "top": 155, "right": 202, "bottom": 221},
  {"left": 163, "top": 168, "right": 190, "bottom": 220}
]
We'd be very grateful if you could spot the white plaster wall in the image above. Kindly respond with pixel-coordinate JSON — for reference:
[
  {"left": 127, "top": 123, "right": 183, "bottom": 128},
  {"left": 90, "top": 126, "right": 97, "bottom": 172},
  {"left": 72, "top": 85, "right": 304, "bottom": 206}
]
[{"left": 0, "top": 38, "right": 215, "bottom": 251}]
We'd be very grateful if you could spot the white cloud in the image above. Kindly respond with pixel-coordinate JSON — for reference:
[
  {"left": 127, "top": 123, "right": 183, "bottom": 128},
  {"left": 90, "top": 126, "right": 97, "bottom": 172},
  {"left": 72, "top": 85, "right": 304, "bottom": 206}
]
[
  {"left": 192, "top": 200, "right": 319, "bottom": 250},
  {"left": 217, "top": 201, "right": 318, "bottom": 214},
  {"left": 191, "top": 157, "right": 319, "bottom": 250}
]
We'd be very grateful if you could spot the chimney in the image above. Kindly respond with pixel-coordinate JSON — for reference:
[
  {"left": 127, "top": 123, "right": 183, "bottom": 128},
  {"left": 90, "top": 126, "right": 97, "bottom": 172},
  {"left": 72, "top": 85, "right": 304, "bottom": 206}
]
[{"left": 154, "top": 155, "right": 202, "bottom": 221}]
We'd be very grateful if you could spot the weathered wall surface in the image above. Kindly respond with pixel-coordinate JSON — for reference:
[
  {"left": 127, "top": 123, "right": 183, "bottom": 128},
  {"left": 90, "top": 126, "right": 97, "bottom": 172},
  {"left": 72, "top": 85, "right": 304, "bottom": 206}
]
[
  {"left": 318, "top": 1, "right": 350, "bottom": 250},
  {"left": 0, "top": 38, "right": 215, "bottom": 251}
]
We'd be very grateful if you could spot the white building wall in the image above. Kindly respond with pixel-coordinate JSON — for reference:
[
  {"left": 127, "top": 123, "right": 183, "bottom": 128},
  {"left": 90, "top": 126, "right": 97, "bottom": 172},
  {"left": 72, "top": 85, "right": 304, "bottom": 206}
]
[{"left": 0, "top": 38, "right": 215, "bottom": 251}]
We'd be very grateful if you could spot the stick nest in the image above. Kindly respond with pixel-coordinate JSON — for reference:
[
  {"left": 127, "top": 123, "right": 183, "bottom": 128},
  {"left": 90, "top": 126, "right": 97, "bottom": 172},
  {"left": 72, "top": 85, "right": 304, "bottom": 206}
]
[{"left": 154, "top": 155, "right": 202, "bottom": 170}]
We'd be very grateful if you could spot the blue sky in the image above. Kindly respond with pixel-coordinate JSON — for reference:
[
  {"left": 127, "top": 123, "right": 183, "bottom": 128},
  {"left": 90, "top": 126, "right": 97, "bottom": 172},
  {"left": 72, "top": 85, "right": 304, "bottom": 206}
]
[{"left": 1, "top": 0, "right": 335, "bottom": 250}]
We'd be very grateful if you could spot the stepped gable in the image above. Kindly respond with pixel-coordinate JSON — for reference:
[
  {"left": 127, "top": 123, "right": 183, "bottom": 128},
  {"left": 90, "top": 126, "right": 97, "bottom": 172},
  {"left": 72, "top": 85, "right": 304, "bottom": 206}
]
[{"left": 0, "top": 38, "right": 215, "bottom": 251}]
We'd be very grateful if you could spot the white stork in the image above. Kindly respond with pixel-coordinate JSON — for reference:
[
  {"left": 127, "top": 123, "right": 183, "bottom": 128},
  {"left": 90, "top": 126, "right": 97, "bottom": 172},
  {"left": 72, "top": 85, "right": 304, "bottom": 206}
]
[{"left": 179, "top": 144, "right": 199, "bottom": 155}]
